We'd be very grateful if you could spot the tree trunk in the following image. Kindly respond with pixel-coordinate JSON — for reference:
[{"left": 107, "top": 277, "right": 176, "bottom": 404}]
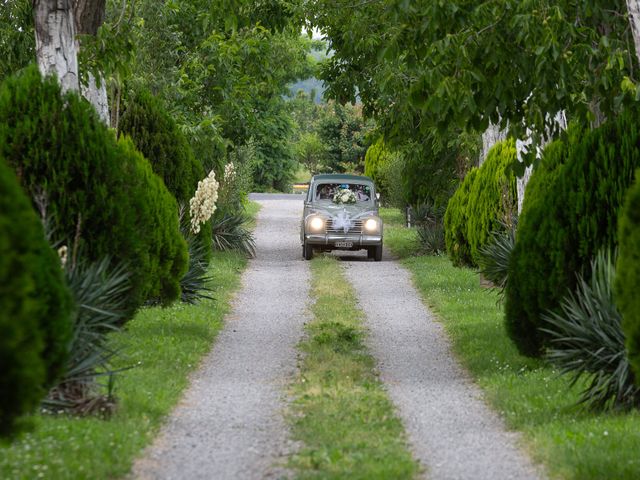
[
  {"left": 480, "top": 122, "right": 508, "bottom": 166},
  {"left": 81, "top": 73, "right": 110, "bottom": 123},
  {"left": 627, "top": 0, "right": 640, "bottom": 64},
  {"left": 515, "top": 111, "right": 567, "bottom": 215},
  {"left": 33, "top": 0, "right": 79, "bottom": 93},
  {"left": 73, "top": 0, "right": 109, "bottom": 125}
]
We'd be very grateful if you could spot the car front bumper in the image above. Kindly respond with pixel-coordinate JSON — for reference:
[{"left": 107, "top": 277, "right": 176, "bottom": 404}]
[{"left": 304, "top": 233, "right": 383, "bottom": 249}]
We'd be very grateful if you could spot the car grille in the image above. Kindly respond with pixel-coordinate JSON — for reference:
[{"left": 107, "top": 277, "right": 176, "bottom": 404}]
[{"left": 325, "top": 218, "right": 364, "bottom": 234}]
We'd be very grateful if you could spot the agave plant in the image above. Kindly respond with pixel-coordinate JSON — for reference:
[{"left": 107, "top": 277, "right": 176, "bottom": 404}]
[
  {"left": 477, "top": 220, "right": 517, "bottom": 296},
  {"left": 44, "top": 256, "right": 131, "bottom": 415},
  {"left": 416, "top": 222, "right": 445, "bottom": 255},
  {"left": 181, "top": 232, "right": 214, "bottom": 304},
  {"left": 541, "top": 249, "right": 640, "bottom": 411},
  {"left": 210, "top": 210, "right": 256, "bottom": 257},
  {"left": 409, "top": 200, "right": 446, "bottom": 228}
]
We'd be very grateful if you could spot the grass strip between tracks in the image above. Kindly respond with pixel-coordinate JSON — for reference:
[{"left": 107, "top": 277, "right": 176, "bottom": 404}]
[
  {"left": 380, "top": 207, "right": 640, "bottom": 480},
  {"left": 288, "top": 255, "right": 420, "bottom": 479},
  {"left": 0, "top": 205, "right": 260, "bottom": 480}
]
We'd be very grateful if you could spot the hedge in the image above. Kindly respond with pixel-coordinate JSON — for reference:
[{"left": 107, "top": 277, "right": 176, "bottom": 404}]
[
  {"left": 616, "top": 170, "right": 640, "bottom": 383},
  {"left": 506, "top": 114, "right": 640, "bottom": 357},
  {"left": 466, "top": 139, "right": 517, "bottom": 264},
  {"left": 0, "top": 156, "right": 73, "bottom": 436},
  {"left": 444, "top": 167, "right": 478, "bottom": 267},
  {"left": 0, "top": 66, "right": 187, "bottom": 317}
]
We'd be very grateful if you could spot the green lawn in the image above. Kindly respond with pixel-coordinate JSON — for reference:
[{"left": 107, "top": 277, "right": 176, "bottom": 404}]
[
  {"left": 288, "top": 255, "right": 420, "bottom": 479},
  {"left": 0, "top": 198, "right": 262, "bottom": 480},
  {"left": 380, "top": 207, "right": 640, "bottom": 480}
]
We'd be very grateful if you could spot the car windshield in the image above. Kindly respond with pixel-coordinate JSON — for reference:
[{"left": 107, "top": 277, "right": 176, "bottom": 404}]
[{"left": 314, "top": 182, "right": 373, "bottom": 203}]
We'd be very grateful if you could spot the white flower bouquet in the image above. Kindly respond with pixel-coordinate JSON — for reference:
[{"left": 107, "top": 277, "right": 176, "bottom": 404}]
[{"left": 333, "top": 188, "right": 357, "bottom": 205}]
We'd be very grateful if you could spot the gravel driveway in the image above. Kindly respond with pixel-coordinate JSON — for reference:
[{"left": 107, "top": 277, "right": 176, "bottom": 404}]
[
  {"left": 131, "top": 195, "right": 309, "bottom": 480},
  {"left": 341, "top": 250, "right": 545, "bottom": 480}
]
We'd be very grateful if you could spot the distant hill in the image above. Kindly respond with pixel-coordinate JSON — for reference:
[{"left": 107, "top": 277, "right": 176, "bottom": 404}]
[
  {"left": 286, "top": 44, "right": 330, "bottom": 103},
  {"left": 288, "top": 77, "right": 326, "bottom": 103}
]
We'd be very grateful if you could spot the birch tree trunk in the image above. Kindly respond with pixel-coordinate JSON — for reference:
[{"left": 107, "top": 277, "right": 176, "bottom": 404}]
[
  {"left": 480, "top": 122, "right": 508, "bottom": 166},
  {"left": 33, "top": 0, "right": 79, "bottom": 93},
  {"left": 74, "top": 0, "right": 109, "bottom": 124},
  {"left": 515, "top": 111, "right": 567, "bottom": 214},
  {"left": 627, "top": 0, "right": 640, "bottom": 63}
]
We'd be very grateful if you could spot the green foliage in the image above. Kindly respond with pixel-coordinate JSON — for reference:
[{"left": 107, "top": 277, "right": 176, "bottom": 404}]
[
  {"left": 317, "top": 101, "right": 374, "bottom": 173},
  {"left": 364, "top": 137, "right": 400, "bottom": 202},
  {"left": 0, "top": 66, "right": 187, "bottom": 317},
  {"left": 119, "top": 88, "right": 204, "bottom": 204},
  {"left": 218, "top": 143, "right": 256, "bottom": 212},
  {"left": 118, "top": 87, "right": 211, "bottom": 260},
  {"left": 252, "top": 100, "right": 297, "bottom": 191},
  {"left": 466, "top": 139, "right": 517, "bottom": 264},
  {"left": 0, "top": 0, "right": 33, "bottom": 81},
  {"left": 45, "top": 256, "right": 130, "bottom": 414},
  {"left": 616, "top": 170, "right": 640, "bottom": 383},
  {"left": 0, "top": 156, "right": 73, "bottom": 436},
  {"left": 542, "top": 250, "right": 639, "bottom": 411},
  {"left": 507, "top": 112, "right": 640, "bottom": 357},
  {"left": 477, "top": 222, "right": 516, "bottom": 297},
  {"left": 444, "top": 139, "right": 515, "bottom": 268},
  {"left": 307, "top": 0, "right": 635, "bottom": 157},
  {"left": 210, "top": 210, "right": 256, "bottom": 257},
  {"left": 444, "top": 168, "right": 478, "bottom": 267},
  {"left": 293, "top": 131, "right": 325, "bottom": 176}
]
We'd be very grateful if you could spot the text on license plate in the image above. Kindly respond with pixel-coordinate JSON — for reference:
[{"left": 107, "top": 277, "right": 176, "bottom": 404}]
[{"left": 335, "top": 241, "right": 353, "bottom": 248}]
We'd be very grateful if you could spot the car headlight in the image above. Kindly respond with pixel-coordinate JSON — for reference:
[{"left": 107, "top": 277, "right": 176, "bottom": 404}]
[
  {"left": 308, "top": 216, "right": 325, "bottom": 232},
  {"left": 364, "top": 218, "right": 380, "bottom": 232}
]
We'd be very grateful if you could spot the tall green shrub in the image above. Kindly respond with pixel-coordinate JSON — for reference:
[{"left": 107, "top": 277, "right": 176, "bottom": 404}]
[
  {"left": 119, "top": 88, "right": 204, "bottom": 204},
  {"left": 0, "top": 156, "right": 73, "bottom": 436},
  {"left": 616, "top": 170, "right": 640, "bottom": 383},
  {"left": 506, "top": 113, "right": 640, "bottom": 357},
  {"left": 0, "top": 66, "right": 187, "bottom": 316},
  {"left": 466, "top": 139, "right": 517, "bottom": 264},
  {"left": 119, "top": 87, "right": 210, "bottom": 259},
  {"left": 444, "top": 168, "right": 478, "bottom": 267}
]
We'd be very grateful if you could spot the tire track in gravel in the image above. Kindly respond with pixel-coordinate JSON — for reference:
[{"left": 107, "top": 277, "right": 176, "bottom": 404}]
[
  {"left": 131, "top": 195, "right": 309, "bottom": 480},
  {"left": 340, "top": 250, "right": 545, "bottom": 480}
]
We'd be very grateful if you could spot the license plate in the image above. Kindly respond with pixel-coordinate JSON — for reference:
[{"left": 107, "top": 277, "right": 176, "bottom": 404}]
[{"left": 335, "top": 241, "right": 353, "bottom": 248}]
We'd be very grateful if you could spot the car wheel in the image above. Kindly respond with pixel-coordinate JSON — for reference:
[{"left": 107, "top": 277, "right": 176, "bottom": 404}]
[
  {"left": 374, "top": 244, "right": 383, "bottom": 262},
  {"left": 303, "top": 241, "right": 313, "bottom": 260},
  {"left": 367, "top": 247, "right": 375, "bottom": 259}
]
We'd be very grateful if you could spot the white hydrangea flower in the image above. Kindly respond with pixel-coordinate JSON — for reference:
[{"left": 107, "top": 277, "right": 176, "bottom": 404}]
[{"left": 189, "top": 170, "right": 219, "bottom": 234}]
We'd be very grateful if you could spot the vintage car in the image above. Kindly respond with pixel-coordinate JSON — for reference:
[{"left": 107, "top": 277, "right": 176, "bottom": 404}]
[{"left": 300, "top": 174, "right": 383, "bottom": 261}]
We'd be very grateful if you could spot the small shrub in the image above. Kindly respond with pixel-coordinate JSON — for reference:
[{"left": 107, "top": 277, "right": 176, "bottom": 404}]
[
  {"left": 210, "top": 210, "right": 256, "bottom": 257},
  {"left": 506, "top": 113, "right": 640, "bottom": 357},
  {"left": 417, "top": 223, "right": 446, "bottom": 255},
  {"left": 45, "top": 256, "right": 130, "bottom": 415},
  {"left": 0, "top": 156, "right": 73, "bottom": 436},
  {"left": 542, "top": 250, "right": 639, "bottom": 410},
  {"left": 0, "top": 67, "right": 187, "bottom": 316},
  {"left": 217, "top": 142, "right": 256, "bottom": 213},
  {"left": 616, "top": 170, "right": 640, "bottom": 383},
  {"left": 412, "top": 201, "right": 446, "bottom": 255},
  {"left": 477, "top": 220, "right": 517, "bottom": 296},
  {"left": 119, "top": 88, "right": 204, "bottom": 204},
  {"left": 119, "top": 87, "right": 211, "bottom": 259},
  {"left": 444, "top": 168, "right": 478, "bottom": 267},
  {"left": 466, "top": 139, "right": 517, "bottom": 264}
]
